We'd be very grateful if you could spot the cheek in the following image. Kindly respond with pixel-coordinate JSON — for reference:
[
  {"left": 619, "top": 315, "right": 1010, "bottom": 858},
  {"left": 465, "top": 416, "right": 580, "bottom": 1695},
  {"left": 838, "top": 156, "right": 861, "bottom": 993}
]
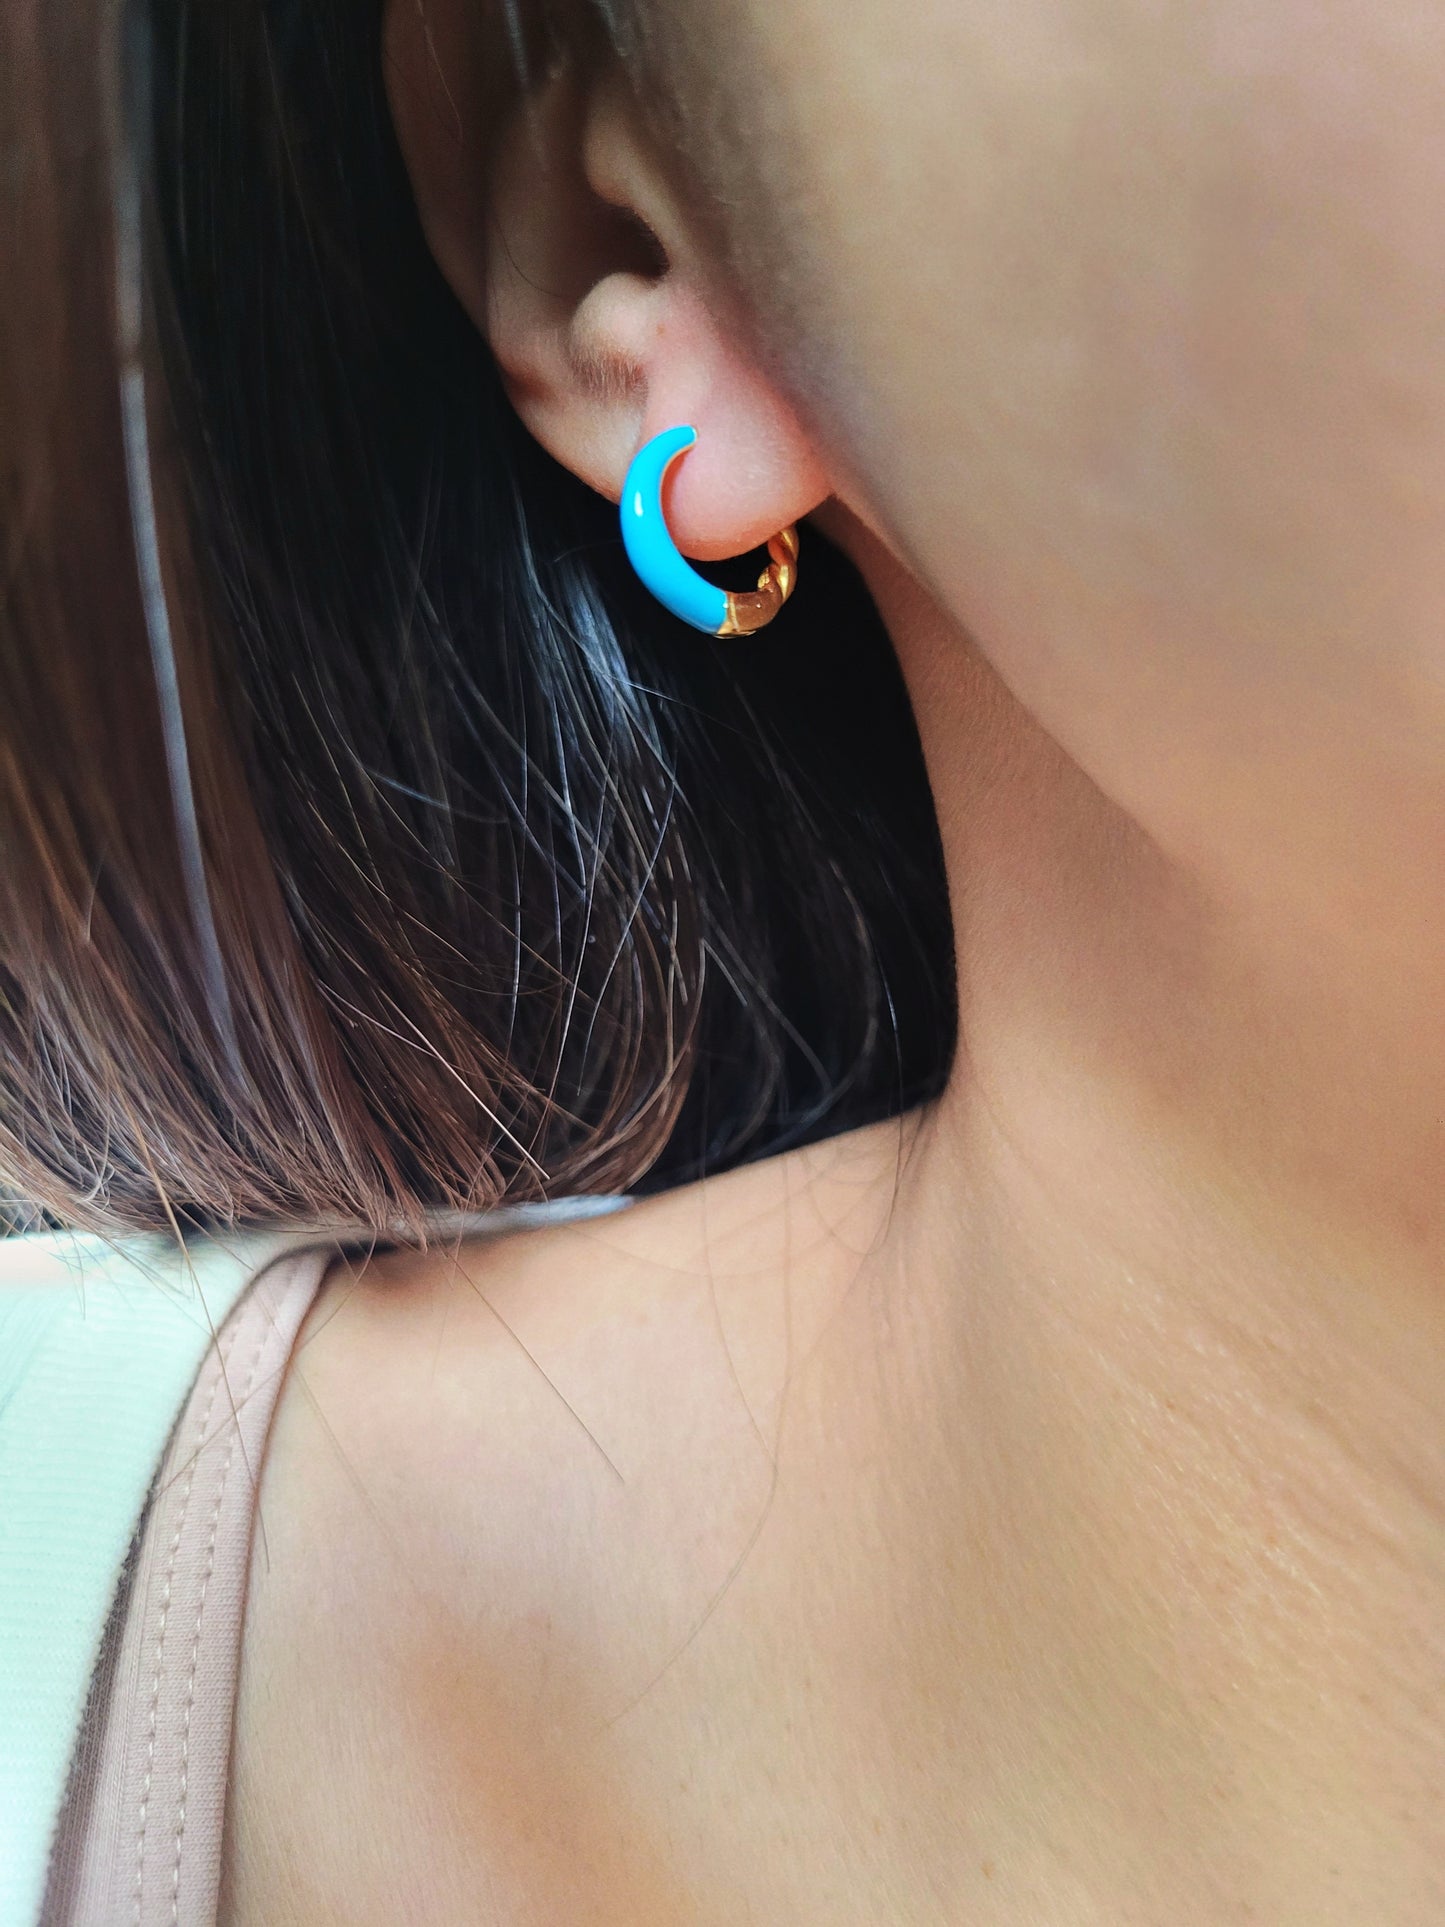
[{"left": 764, "top": 0, "right": 1445, "bottom": 895}]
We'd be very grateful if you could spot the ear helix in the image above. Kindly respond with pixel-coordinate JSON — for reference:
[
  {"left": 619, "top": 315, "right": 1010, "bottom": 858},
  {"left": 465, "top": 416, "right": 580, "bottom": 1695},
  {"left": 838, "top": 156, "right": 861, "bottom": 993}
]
[{"left": 620, "top": 426, "right": 800, "bottom": 636}]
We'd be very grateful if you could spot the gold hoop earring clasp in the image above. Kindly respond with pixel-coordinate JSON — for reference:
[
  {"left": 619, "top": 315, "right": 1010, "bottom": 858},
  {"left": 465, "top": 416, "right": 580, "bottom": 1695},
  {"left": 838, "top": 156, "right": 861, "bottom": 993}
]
[{"left": 717, "top": 525, "right": 802, "bottom": 636}]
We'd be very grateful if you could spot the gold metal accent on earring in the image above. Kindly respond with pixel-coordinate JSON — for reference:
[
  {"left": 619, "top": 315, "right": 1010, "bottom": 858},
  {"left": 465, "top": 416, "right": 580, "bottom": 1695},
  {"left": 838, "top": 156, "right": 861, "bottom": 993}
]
[{"left": 716, "top": 525, "right": 802, "bottom": 637}]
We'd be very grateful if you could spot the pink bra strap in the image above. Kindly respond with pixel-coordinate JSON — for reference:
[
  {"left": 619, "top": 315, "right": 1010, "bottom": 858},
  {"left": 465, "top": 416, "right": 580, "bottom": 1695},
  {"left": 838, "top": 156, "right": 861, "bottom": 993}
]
[{"left": 43, "top": 1246, "right": 331, "bottom": 1926}]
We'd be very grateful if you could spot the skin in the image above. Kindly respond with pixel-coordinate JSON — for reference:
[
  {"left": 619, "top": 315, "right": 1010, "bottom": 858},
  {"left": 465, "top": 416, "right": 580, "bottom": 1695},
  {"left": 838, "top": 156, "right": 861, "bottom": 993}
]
[{"left": 222, "top": 3, "right": 1445, "bottom": 1919}]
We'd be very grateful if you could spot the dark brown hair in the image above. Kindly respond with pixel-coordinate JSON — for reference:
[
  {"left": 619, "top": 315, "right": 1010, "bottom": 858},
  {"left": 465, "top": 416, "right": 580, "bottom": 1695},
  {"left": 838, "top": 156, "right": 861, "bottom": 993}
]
[{"left": 0, "top": 0, "right": 953, "bottom": 1236}]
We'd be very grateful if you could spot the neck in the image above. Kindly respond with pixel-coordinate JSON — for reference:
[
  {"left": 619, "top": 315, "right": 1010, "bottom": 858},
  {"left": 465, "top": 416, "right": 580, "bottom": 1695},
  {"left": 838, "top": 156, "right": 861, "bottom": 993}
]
[
  {"left": 226, "top": 520, "right": 1445, "bottom": 1922},
  {"left": 823, "top": 515, "right": 1445, "bottom": 1914}
]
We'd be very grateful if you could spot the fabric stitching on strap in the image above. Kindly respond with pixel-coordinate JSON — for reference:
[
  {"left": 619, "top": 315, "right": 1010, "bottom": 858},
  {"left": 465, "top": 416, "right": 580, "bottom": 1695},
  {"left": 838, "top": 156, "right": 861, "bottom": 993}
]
[
  {"left": 132, "top": 1315, "right": 238, "bottom": 1923},
  {"left": 168, "top": 1307, "right": 271, "bottom": 1924}
]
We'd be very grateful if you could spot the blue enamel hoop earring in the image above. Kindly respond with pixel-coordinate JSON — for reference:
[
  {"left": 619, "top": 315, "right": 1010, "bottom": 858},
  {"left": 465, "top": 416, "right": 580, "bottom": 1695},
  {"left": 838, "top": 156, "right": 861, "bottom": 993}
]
[{"left": 620, "top": 425, "right": 800, "bottom": 636}]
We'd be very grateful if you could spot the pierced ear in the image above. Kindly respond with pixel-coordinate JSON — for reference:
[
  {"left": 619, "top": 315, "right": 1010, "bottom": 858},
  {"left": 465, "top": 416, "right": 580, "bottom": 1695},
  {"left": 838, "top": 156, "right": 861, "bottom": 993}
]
[{"left": 383, "top": 4, "right": 829, "bottom": 562}]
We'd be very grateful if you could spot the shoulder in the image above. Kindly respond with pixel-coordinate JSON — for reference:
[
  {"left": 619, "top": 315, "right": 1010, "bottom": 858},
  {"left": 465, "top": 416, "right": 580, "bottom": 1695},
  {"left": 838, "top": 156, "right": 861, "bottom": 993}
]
[
  {"left": 221, "top": 1128, "right": 912, "bottom": 1922},
  {"left": 222, "top": 1189, "right": 719, "bottom": 1920}
]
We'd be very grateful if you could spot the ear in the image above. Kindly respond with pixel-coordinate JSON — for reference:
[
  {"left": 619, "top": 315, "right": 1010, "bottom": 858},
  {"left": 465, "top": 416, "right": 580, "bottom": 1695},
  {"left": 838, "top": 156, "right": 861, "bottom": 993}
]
[{"left": 383, "top": 5, "right": 829, "bottom": 561}]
